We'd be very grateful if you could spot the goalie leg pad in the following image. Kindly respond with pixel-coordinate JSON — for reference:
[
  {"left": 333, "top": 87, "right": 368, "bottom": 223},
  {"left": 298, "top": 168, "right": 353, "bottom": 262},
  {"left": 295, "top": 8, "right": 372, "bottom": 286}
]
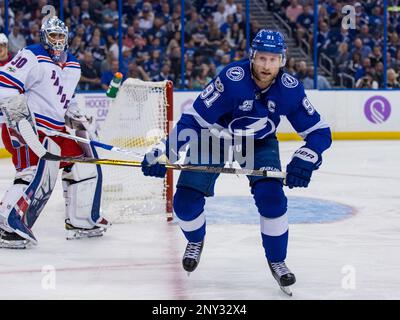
[
  {"left": 0, "top": 137, "right": 60, "bottom": 244},
  {"left": 62, "top": 146, "right": 103, "bottom": 230}
]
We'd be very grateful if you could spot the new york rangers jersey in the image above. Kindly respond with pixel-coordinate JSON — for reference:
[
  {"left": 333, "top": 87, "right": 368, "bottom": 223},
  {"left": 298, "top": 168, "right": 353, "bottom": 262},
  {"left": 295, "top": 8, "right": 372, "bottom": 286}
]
[
  {"left": 173, "top": 58, "right": 331, "bottom": 155},
  {"left": 0, "top": 44, "right": 81, "bottom": 132}
]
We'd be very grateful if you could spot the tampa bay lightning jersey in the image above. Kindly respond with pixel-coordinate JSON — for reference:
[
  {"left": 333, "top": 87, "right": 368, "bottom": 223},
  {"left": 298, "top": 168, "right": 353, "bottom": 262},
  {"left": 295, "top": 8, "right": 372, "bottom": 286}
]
[
  {"left": 176, "top": 58, "right": 331, "bottom": 154},
  {"left": 0, "top": 44, "right": 81, "bottom": 132}
]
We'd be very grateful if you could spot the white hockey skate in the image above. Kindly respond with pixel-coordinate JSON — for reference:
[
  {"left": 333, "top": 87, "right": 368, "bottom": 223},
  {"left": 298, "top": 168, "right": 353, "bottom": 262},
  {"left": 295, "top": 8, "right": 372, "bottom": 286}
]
[
  {"left": 268, "top": 261, "right": 296, "bottom": 296},
  {"left": 182, "top": 240, "right": 204, "bottom": 276},
  {"left": 0, "top": 228, "right": 32, "bottom": 249},
  {"left": 65, "top": 218, "right": 111, "bottom": 240}
]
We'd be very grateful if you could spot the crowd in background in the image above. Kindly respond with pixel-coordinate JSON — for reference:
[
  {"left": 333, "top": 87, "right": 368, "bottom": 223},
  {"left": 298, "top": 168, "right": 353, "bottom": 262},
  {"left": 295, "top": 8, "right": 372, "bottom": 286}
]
[
  {"left": 0, "top": 0, "right": 399, "bottom": 89},
  {"left": 0, "top": 0, "right": 252, "bottom": 90},
  {"left": 273, "top": 0, "right": 400, "bottom": 88}
]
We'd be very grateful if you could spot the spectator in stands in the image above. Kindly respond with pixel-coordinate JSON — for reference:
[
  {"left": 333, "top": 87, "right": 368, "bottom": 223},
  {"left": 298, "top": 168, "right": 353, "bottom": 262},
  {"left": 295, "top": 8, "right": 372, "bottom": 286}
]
[
  {"left": 352, "top": 38, "right": 372, "bottom": 60},
  {"left": 285, "top": 57, "right": 296, "bottom": 76},
  {"left": 81, "top": 13, "right": 94, "bottom": 44},
  {"left": 369, "top": 6, "right": 383, "bottom": 32},
  {"left": 226, "top": 23, "right": 243, "bottom": 48},
  {"left": 8, "top": 24, "right": 26, "bottom": 55},
  {"left": 296, "top": 4, "right": 313, "bottom": 44},
  {"left": 80, "top": 51, "right": 102, "bottom": 90},
  {"left": 80, "top": 0, "right": 90, "bottom": 18},
  {"left": 285, "top": 0, "right": 303, "bottom": 29},
  {"left": 182, "top": 60, "right": 195, "bottom": 89},
  {"left": 90, "top": 0, "right": 104, "bottom": 24},
  {"left": 123, "top": 26, "right": 136, "bottom": 49},
  {"left": 128, "top": 61, "right": 150, "bottom": 81},
  {"left": 368, "top": 45, "right": 383, "bottom": 67},
  {"left": 0, "top": 33, "right": 11, "bottom": 66},
  {"left": 354, "top": 2, "right": 369, "bottom": 26},
  {"left": 347, "top": 52, "right": 362, "bottom": 76},
  {"left": 302, "top": 66, "right": 331, "bottom": 90},
  {"left": 225, "top": 0, "right": 237, "bottom": 16},
  {"left": 317, "top": 22, "right": 330, "bottom": 55},
  {"left": 192, "top": 63, "right": 213, "bottom": 89},
  {"left": 374, "top": 62, "right": 384, "bottom": 87},
  {"left": 213, "top": 3, "right": 227, "bottom": 28},
  {"left": 148, "top": 16, "right": 168, "bottom": 47},
  {"left": 89, "top": 34, "right": 108, "bottom": 73},
  {"left": 169, "top": 45, "right": 181, "bottom": 82},
  {"left": 70, "top": 5, "right": 81, "bottom": 31},
  {"left": 159, "top": 2, "right": 172, "bottom": 23},
  {"left": 355, "top": 57, "right": 372, "bottom": 81},
  {"left": 220, "top": 14, "right": 234, "bottom": 35},
  {"left": 387, "top": 68, "right": 400, "bottom": 89},
  {"left": 102, "top": 0, "right": 119, "bottom": 30},
  {"left": 395, "top": 50, "right": 400, "bottom": 69},
  {"left": 207, "top": 22, "right": 224, "bottom": 50},
  {"left": 295, "top": 60, "right": 307, "bottom": 80},
  {"left": 69, "top": 36, "right": 85, "bottom": 61},
  {"left": 152, "top": 60, "right": 174, "bottom": 82},
  {"left": 200, "top": 0, "right": 217, "bottom": 19},
  {"left": 139, "top": 2, "right": 155, "bottom": 31},
  {"left": 25, "top": 23, "right": 40, "bottom": 46},
  {"left": 359, "top": 25, "right": 374, "bottom": 49},
  {"left": 101, "top": 59, "right": 123, "bottom": 90},
  {"left": 216, "top": 54, "right": 231, "bottom": 74},
  {"left": 355, "top": 72, "right": 378, "bottom": 89},
  {"left": 388, "top": 31, "right": 400, "bottom": 58},
  {"left": 106, "top": 17, "right": 121, "bottom": 47},
  {"left": 215, "top": 39, "right": 234, "bottom": 60},
  {"left": 145, "top": 50, "right": 162, "bottom": 77},
  {"left": 335, "top": 42, "right": 351, "bottom": 73}
]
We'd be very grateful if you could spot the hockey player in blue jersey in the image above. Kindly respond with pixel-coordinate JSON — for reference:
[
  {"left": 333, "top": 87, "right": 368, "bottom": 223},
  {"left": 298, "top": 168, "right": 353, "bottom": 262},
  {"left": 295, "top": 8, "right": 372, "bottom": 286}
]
[{"left": 141, "top": 29, "right": 332, "bottom": 292}]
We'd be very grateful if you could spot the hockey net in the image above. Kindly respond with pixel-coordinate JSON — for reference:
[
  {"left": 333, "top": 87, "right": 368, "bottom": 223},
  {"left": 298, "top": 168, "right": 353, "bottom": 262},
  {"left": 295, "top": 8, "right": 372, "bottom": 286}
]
[{"left": 98, "top": 78, "right": 173, "bottom": 223}]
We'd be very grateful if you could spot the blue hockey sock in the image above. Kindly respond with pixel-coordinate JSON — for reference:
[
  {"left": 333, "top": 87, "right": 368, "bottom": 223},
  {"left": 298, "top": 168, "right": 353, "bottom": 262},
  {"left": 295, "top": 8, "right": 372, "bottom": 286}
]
[
  {"left": 173, "top": 187, "right": 206, "bottom": 242},
  {"left": 253, "top": 180, "right": 288, "bottom": 262}
]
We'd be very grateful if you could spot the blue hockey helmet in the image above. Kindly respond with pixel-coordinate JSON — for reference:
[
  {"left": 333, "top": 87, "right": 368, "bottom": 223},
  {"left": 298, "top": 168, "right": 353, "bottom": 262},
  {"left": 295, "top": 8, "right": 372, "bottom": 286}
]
[
  {"left": 40, "top": 16, "right": 69, "bottom": 63},
  {"left": 250, "top": 29, "right": 287, "bottom": 67}
]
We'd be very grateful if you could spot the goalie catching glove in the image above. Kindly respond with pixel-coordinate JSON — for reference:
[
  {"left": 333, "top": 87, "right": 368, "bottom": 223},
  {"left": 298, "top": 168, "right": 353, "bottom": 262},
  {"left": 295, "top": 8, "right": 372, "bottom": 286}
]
[{"left": 286, "top": 147, "right": 322, "bottom": 189}]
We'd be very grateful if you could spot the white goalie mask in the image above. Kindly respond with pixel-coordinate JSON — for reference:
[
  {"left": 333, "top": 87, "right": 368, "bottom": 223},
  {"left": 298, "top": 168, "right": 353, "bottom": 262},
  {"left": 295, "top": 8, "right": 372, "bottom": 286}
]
[{"left": 40, "top": 16, "right": 69, "bottom": 63}]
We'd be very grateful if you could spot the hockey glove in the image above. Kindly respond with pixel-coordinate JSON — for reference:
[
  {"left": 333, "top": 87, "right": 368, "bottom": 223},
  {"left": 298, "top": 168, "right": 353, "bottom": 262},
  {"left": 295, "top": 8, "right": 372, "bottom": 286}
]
[
  {"left": 65, "top": 102, "right": 99, "bottom": 140},
  {"left": 141, "top": 144, "right": 167, "bottom": 178},
  {"left": 286, "top": 147, "right": 322, "bottom": 189}
]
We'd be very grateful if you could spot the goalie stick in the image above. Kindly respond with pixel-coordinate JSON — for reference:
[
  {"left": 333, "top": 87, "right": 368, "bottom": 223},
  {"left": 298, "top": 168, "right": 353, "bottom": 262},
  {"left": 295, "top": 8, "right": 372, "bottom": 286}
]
[{"left": 38, "top": 127, "right": 144, "bottom": 158}]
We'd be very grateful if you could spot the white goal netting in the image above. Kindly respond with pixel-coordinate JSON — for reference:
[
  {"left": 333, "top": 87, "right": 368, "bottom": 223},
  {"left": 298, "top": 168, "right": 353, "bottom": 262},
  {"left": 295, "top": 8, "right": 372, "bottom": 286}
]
[{"left": 98, "top": 78, "right": 173, "bottom": 223}]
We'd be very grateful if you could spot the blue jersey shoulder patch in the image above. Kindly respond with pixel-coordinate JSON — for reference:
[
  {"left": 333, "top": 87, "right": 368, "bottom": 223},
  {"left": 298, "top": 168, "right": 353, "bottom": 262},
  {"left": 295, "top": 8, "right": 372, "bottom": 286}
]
[
  {"left": 226, "top": 66, "right": 245, "bottom": 81},
  {"left": 281, "top": 73, "right": 299, "bottom": 88}
]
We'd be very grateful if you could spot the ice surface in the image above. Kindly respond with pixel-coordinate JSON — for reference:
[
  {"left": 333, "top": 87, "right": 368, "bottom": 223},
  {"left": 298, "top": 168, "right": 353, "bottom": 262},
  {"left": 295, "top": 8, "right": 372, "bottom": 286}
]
[{"left": 0, "top": 140, "right": 399, "bottom": 299}]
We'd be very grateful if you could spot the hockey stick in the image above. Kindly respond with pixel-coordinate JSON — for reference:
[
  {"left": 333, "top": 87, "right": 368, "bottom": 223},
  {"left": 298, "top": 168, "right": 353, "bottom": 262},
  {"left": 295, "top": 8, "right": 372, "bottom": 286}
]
[
  {"left": 17, "top": 119, "right": 286, "bottom": 179},
  {"left": 38, "top": 127, "right": 144, "bottom": 158},
  {"left": 41, "top": 152, "right": 287, "bottom": 179}
]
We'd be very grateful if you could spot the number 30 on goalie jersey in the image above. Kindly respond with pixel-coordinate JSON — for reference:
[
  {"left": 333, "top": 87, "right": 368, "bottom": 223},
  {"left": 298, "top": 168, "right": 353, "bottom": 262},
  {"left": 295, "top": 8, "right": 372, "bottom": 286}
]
[{"left": 0, "top": 44, "right": 81, "bottom": 132}]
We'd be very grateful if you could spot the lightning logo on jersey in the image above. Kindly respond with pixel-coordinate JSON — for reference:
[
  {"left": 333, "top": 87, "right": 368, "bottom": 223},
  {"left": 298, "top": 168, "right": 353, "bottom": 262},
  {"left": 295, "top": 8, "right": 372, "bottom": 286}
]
[{"left": 228, "top": 116, "right": 276, "bottom": 138}]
